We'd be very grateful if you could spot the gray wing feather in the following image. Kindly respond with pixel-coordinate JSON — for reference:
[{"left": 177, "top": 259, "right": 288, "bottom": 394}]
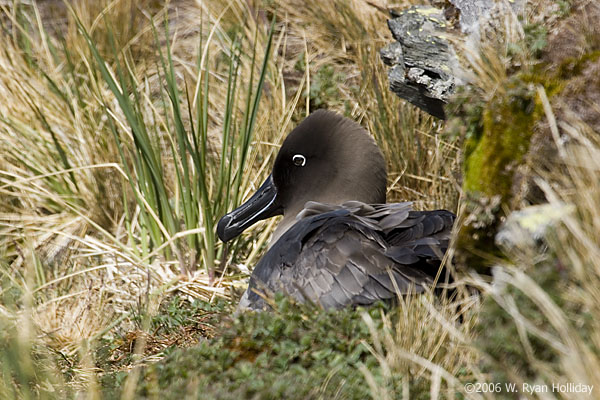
[
  {"left": 285, "top": 224, "right": 431, "bottom": 308},
  {"left": 240, "top": 202, "right": 455, "bottom": 311}
]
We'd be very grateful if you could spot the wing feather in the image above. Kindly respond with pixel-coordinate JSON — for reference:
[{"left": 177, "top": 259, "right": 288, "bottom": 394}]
[{"left": 239, "top": 202, "right": 455, "bottom": 311}]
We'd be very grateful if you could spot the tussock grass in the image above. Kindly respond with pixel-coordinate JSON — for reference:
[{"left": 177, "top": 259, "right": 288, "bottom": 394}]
[
  {"left": 452, "top": 0, "right": 600, "bottom": 397},
  {"left": 472, "top": 118, "right": 600, "bottom": 397},
  {"left": 0, "top": 0, "right": 291, "bottom": 395},
  {"left": 0, "top": 0, "right": 598, "bottom": 399},
  {"left": 361, "top": 291, "right": 480, "bottom": 399},
  {"left": 0, "top": 0, "right": 464, "bottom": 396}
]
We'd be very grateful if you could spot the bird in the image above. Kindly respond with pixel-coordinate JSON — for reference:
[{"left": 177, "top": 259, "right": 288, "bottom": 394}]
[{"left": 217, "top": 110, "right": 455, "bottom": 311}]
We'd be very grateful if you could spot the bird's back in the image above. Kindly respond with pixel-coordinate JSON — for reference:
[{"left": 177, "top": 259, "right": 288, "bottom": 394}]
[{"left": 238, "top": 201, "right": 455, "bottom": 311}]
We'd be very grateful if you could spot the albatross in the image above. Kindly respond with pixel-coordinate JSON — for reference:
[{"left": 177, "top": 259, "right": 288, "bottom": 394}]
[{"left": 217, "top": 110, "right": 455, "bottom": 311}]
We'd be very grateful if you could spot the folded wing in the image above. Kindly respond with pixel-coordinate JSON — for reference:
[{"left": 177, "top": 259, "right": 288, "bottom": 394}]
[{"left": 240, "top": 202, "right": 455, "bottom": 310}]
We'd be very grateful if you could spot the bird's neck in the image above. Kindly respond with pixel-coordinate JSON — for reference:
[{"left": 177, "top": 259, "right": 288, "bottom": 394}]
[{"left": 268, "top": 214, "right": 297, "bottom": 248}]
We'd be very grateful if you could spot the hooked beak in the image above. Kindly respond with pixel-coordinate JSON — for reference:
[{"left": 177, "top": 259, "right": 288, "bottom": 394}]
[{"left": 217, "top": 174, "right": 282, "bottom": 242}]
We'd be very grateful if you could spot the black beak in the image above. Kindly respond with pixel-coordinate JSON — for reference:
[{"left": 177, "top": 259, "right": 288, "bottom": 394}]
[{"left": 217, "top": 174, "right": 282, "bottom": 242}]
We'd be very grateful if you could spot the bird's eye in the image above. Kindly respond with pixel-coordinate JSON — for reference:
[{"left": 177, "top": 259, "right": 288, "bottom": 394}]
[{"left": 292, "top": 154, "right": 306, "bottom": 167}]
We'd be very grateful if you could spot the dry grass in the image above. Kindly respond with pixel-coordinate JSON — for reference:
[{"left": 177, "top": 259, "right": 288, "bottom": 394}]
[
  {"left": 360, "top": 291, "right": 481, "bottom": 399},
  {"left": 0, "top": 0, "right": 463, "bottom": 395},
  {"left": 0, "top": 0, "right": 286, "bottom": 394},
  {"left": 468, "top": 116, "right": 600, "bottom": 398},
  {"left": 0, "top": 0, "right": 598, "bottom": 398}
]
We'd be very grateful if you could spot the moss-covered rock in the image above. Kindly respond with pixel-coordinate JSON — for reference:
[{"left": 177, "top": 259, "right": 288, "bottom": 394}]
[
  {"left": 463, "top": 84, "right": 538, "bottom": 200},
  {"left": 448, "top": 0, "right": 600, "bottom": 273},
  {"left": 453, "top": 74, "right": 549, "bottom": 269},
  {"left": 450, "top": 74, "right": 549, "bottom": 271}
]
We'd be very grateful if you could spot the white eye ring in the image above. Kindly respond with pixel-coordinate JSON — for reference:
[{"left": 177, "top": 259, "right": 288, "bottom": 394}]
[{"left": 292, "top": 154, "right": 306, "bottom": 167}]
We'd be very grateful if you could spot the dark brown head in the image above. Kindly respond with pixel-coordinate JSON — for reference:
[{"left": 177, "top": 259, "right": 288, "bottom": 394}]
[{"left": 217, "top": 110, "right": 387, "bottom": 242}]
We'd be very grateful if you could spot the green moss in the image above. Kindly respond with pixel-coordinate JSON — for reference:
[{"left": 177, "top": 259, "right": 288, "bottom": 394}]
[
  {"left": 556, "top": 50, "right": 600, "bottom": 79},
  {"left": 101, "top": 299, "right": 385, "bottom": 399},
  {"left": 453, "top": 77, "right": 544, "bottom": 270},
  {"left": 99, "top": 297, "right": 460, "bottom": 399},
  {"left": 452, "top": 60, "right": 581, "bottom": 271},
  {"left": 463, "top": 90, "right": 537, "bottom": 200}
]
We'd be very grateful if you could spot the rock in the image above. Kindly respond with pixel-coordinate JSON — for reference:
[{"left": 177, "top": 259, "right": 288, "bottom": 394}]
[
  {"left": 380, "top": 0, "right": 524, "bottom": 119},
  {"left": 448, "top": 0, "right": 494, "bottom": 33},
  {"left": 380, "top": 6, "right": 455, "bottom": 119},
  {"left": 495, "top": 203, "right": 574, "bottom": 251}
]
